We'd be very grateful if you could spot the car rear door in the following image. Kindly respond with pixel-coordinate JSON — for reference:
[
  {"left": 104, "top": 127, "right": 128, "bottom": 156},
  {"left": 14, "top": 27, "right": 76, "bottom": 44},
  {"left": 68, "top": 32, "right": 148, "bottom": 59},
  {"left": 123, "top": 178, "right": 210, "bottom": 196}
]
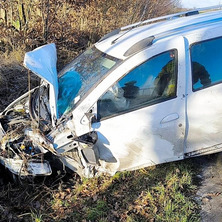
[{"left": 185, "top": 29, "right": 222, "bottom": 157}]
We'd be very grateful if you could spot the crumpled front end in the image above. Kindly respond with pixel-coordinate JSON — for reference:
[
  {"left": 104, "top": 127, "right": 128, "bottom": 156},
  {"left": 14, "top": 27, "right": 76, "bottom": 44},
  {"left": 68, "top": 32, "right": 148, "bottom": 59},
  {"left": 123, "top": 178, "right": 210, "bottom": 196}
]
[
  {"left": 0, "top": 92, "right": 52, "bottom": 176},
  {"left": 0, "top": 87, "right": 100, "bottom": 178},
  {"left": 0, "top": 43, "right": 102, "bottom": 178}
]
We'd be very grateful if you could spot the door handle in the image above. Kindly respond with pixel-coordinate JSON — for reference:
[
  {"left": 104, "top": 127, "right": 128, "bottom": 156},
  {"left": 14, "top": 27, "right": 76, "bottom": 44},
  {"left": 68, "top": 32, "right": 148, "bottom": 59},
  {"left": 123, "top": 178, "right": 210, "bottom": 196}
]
[{"left": 160, "top": 113, "right": 179, "bottom": 124}]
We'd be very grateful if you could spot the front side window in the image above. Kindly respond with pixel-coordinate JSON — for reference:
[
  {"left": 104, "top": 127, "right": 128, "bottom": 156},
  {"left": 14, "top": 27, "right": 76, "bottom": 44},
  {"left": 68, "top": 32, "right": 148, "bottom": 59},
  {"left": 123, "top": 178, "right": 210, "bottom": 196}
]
[
  {"left": 190, "top": 37, "right": 222, "bottom": 91},
  {"left": 97, "top": 50, "right": 178, "bottom": 120}
]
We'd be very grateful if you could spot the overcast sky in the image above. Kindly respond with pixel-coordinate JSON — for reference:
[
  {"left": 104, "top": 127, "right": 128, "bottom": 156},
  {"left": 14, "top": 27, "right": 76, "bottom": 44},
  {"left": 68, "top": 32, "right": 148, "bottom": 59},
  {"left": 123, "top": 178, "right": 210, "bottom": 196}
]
[{"left": 180, "top": 0, "right": 222, "bottom": 8}]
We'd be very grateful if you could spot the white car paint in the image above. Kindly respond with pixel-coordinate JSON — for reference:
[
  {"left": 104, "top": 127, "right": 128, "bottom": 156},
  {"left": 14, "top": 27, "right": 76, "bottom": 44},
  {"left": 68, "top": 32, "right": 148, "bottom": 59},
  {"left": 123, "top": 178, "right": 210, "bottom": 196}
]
[
  {"left": 24, "top": 43, "right": 59, "bottom": 125},
  {"left": 75, "top": 37, "right": 187, "bottom": 172},
  {"left": 2, "top": 6, "right": 222, "bottom": 177}
]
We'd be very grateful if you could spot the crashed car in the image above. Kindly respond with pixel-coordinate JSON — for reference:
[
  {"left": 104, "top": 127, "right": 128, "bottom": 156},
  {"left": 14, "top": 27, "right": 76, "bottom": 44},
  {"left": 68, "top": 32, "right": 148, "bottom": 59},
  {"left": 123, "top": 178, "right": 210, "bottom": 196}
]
[{"left": 1, "top": 5, "right": 222, "bottom": 177}]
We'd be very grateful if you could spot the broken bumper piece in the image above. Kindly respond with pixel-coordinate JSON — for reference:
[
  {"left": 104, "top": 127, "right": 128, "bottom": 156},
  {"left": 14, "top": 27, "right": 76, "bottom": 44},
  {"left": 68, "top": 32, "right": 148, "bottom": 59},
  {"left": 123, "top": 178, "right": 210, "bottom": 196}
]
[{"left": 0, "top": 157, "right": 52, "bottom": 176}]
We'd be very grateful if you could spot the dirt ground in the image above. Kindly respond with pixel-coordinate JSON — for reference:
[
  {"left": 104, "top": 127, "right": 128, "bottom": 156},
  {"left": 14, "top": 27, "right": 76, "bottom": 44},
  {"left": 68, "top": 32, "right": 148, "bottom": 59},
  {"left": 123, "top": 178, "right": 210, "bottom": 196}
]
[{"left": 195, "top": 153, "right": 222, "bottom": 222}]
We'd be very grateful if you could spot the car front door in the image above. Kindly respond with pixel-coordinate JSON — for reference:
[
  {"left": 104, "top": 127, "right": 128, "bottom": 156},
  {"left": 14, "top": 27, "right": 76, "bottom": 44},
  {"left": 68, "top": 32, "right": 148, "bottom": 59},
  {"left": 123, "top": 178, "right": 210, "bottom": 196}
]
[{"left": 91, "top": 37, "right": 186, "bottom": 174}]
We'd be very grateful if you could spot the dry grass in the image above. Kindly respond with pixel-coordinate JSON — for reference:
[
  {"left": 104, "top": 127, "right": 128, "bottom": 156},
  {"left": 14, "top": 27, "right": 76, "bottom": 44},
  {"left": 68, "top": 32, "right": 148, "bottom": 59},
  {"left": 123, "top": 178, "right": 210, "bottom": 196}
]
[
  {"left": 0, "top": 1, "right": 200, "bottom": 222},
  {"left": 0, "top": 0, "right": 181, "bottom": 107},
  {"left": 0, "top": 0, "right": 180, "bottom": 65},
  {"left": 0, "top": 160, "right": 200, "bottom": 222},
  {"left": 0, "top": 53, "right": 39, "bottom": 111}
]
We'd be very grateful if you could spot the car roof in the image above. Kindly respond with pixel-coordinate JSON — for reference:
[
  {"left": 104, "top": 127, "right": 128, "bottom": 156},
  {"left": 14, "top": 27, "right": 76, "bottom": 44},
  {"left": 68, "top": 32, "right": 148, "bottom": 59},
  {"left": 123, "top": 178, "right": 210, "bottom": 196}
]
[{"left": 95, "top": 5, "right": 222, "bottom": 60}]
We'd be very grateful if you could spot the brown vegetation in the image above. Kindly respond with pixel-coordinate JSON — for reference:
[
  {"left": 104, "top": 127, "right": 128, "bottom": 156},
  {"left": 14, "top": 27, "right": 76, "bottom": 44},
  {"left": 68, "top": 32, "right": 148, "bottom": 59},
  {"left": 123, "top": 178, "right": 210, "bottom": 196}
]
[
  {"left": 0, "top": 0, "right": 180, "bottom": 66},
  {"left": 0, "top": 1, "right": 201, "bottom": 222},
  {"left": 0, "top": 160, "right": 200, "bottom": 221},
  {"left": 0, "top": 0, "right": 180, "bottom": 111}
]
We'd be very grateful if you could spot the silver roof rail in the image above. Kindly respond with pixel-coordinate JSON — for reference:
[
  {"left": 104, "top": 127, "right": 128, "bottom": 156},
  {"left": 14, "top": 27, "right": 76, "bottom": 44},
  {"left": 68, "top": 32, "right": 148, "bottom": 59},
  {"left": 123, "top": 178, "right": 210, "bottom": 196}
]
[{"left": 121, "top": 5, "right": 222, "bottom": 31}]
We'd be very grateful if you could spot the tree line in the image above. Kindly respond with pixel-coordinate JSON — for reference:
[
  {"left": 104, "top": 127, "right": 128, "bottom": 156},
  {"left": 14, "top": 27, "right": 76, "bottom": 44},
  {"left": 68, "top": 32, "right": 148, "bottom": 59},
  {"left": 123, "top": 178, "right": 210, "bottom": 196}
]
[{"left": 0, "top": 0, "right": 180, "bottom": 58}]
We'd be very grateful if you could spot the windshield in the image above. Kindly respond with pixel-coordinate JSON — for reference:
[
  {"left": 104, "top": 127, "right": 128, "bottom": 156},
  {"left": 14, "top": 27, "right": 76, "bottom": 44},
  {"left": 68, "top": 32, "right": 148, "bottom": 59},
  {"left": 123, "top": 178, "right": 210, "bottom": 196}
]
[{"left": 57, "top": 46, "right": 121, "bottom": 116}]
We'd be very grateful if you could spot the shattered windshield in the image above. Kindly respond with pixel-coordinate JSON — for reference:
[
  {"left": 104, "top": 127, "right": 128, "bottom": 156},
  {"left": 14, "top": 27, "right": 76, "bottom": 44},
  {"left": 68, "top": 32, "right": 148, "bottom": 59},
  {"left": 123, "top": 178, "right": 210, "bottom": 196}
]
[{"left": 57, "top": 46, "right": 121, "bottom": 116}]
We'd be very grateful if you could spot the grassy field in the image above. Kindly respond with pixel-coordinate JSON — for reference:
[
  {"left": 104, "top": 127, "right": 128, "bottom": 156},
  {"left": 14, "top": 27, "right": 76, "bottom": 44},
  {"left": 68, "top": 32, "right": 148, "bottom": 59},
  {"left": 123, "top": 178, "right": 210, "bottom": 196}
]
[{"left": 0, "top": 159, "right": 200, "bottom": 222}]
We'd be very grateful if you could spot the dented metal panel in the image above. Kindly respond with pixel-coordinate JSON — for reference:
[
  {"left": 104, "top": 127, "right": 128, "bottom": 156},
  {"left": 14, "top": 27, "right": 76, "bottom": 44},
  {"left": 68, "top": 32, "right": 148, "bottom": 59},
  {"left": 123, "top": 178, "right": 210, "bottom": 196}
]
[
  {"left": 1, "top": 8, "right": 222, "bottom": 178},
  {"left": 87, "top": 36, "right": 187, "bottom": 174},
  {"left": 24, "top": 43, "right": 59, "bottom": 124}
]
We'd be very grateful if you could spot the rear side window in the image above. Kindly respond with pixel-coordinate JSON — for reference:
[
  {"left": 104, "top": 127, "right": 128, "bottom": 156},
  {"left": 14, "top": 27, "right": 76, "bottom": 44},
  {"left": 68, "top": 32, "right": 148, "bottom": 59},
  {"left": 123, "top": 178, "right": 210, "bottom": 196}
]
[
  {"left": 191, "top": 37, "right": 222, "bottom": 91},
  {"left": 97, "top": 50, "right": 178, "bottom": 120}
]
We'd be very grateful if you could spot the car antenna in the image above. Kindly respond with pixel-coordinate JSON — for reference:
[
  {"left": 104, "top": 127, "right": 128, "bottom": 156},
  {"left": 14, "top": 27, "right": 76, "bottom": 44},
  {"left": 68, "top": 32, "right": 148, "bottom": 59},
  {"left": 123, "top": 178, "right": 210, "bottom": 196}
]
[{"left": 111, "top": 1, "right": 149, "bottom": 44}]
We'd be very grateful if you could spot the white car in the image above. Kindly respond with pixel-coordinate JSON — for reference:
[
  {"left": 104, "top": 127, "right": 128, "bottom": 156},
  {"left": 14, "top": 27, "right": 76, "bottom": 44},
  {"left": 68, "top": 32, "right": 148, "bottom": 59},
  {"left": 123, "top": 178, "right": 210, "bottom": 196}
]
[{"left": 1, "top": 5, "right": 222, "bottom": 177}]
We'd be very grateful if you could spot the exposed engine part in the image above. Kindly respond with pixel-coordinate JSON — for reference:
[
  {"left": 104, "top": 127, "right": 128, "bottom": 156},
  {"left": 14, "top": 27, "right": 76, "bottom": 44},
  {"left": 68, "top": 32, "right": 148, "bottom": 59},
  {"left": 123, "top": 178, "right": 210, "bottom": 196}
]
[
  {"left": 30, "top": 86, "right": 52, "bottom": 133},
  {"left": 0, "top": 84, "right": 100, "bottom": 178},
  {"left": 0, "top": 89, "right": 54, "bottom": 177}
]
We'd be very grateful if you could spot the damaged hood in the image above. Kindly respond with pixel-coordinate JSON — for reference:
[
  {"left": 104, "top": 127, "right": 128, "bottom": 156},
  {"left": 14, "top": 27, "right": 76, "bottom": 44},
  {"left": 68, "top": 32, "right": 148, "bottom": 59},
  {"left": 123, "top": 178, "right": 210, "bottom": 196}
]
[{"left": 24, "top": 43, "right": 58, "bottom": 125}]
